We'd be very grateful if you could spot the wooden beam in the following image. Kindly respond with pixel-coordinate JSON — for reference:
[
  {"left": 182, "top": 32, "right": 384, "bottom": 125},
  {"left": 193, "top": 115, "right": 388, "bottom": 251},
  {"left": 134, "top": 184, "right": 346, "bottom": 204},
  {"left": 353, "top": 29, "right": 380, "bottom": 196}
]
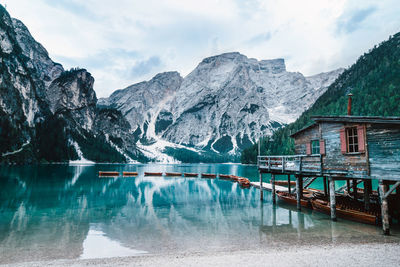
[
  {"left": 296, "top": 175, "right": 302, "bottom": 211},
  {"left": 364, "top": 180, "right": 370, "bottom": 211},
  {"left": 271, "top": 173, "right": 276, "bottom": 204},
  {"left": 329, "top": 177, "right": 337, "bottom": 221},
  {"left": 383, "top": 181, "right": 400, "bottom": 199},
  {"left": 352, "top": 179, "right": 357, "bottom": 199},
  {"left": 259, "top": 172, "right": 263, "bottom": 201},
  {"left": 347, "top": 179, "right": 351, "bottom": 194},
  {"left": 304, "top": 177, "right": 317, "bottom": 189},
  {"left": 379, "top": 180, "right": 390, "bottom": 235},
  {"left": 287, "top": 175, "right": 291, "bottom": 194}
]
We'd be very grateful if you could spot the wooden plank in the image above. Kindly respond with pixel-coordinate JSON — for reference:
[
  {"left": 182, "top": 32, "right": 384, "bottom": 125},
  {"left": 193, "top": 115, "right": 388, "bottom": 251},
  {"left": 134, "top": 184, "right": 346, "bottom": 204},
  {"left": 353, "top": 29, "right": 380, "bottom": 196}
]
[
  {"left": 379, "top": 180, "right": 390, "bottom": 235},
  {"left": 329, "top": 177, "right": 337, "bottom": 221},
  {"left": 368, "top": 125, "right": 400, "bottom": 180},
  {"left": 250, "top": 182, "right": 288, "bottom": 193},
  {"left": 296, "top": 176, "right": 302, "bottom": 211},
  {"left": 272, "top": 173, "right": 276, "bottom": 204},
  {"left": 259, "top": 173, "right": 263, "bottom": 200}
]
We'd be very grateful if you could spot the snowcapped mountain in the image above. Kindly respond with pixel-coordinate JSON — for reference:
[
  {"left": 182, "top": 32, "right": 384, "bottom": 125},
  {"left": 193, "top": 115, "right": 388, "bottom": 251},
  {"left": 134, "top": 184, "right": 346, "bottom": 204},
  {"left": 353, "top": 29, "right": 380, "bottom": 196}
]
[{"left": 99, "top": 52, "right": 343, "bottom": 159}]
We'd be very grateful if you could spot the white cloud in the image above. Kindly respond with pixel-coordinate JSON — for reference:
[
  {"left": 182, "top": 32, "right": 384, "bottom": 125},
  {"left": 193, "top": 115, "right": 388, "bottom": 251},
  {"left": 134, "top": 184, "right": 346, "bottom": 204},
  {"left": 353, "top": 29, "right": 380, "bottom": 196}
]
[{"left": 3, "top": 0, "right": 400, "bottom": 97}]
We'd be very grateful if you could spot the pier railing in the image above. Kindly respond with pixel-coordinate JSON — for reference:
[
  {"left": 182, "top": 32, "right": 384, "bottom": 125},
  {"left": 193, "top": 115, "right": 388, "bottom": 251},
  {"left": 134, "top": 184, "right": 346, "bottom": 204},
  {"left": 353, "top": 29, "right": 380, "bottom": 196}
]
[{"left": 257, "top": 155, "right": 323, "bottom": 174}]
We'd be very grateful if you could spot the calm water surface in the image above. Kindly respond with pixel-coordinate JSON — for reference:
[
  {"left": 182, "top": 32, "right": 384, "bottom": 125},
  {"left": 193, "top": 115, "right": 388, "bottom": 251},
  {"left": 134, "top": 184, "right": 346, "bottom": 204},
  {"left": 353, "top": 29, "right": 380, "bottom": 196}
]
[{"left": 0, "top": 164, "right": 399, "bottom": 264}]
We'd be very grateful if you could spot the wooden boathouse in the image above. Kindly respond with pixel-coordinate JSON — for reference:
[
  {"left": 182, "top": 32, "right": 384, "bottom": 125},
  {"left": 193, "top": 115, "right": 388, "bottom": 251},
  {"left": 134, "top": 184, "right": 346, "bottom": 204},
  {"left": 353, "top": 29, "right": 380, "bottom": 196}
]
[{"left": 257, "top": 95, "right": 400, "bottom": 235}]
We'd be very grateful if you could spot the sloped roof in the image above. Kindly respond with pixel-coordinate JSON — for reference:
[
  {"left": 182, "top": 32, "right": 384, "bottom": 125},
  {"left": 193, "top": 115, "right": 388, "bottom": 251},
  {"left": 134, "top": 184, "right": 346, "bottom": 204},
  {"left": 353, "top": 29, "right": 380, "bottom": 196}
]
[{"left": 290, "top": 115, "right": 400, "bottom": 138}]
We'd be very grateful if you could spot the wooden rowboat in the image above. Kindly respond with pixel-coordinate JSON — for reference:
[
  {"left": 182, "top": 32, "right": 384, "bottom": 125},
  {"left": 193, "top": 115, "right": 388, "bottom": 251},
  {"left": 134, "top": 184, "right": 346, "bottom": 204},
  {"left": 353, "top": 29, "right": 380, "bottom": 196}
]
[
  {"left": 238, "top": 178, "right": 251, "bottom": 188},
  {"left": 277, "top": 191, "right": 312, "bottom": 209},
  {"left": 122, "top": 171, "right": 138, "bottom": 176},
  {"left": 219, "top": 174, "right": 232, "bottom": 179},
  {"left": 230, "top": 175, "right": 240, "bottom": 182},
  {"left": 165, "top": 172, "right": 182, "bottom": 176},
  {"left": 99, "top": 171, "right": 119, "bottom": 176},
  {"left": 184, "top": 173, "right": 198, "bottom": 177},
  {"left": 310, "top": 199, "right": 379, "bottom": 225},
  {"left": 274, "top": 181, "right": 296, "bottom": 186},
  {"left": 201, "top": 173, "right": 216, "bottom": 178},
  {"left": 144, "top": 172, "right": 163, "bottom": 176}
]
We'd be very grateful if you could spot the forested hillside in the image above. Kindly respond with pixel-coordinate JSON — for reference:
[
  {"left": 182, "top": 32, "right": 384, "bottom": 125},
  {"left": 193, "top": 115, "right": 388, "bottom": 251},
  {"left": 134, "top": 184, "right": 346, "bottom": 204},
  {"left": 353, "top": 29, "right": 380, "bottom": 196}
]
[{"left": 241, "top": 32, "right": 400, "bottom": 164}]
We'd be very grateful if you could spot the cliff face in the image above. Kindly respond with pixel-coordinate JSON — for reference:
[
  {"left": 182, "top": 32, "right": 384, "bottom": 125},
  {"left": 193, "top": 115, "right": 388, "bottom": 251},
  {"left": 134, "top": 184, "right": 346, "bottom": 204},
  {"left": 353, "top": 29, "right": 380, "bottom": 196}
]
[
  {"left": 100, "top": 52, "right": 343, "bottom": 158},
  {"left": 0, "top": 6, "right": 141, "bottom": 163}
]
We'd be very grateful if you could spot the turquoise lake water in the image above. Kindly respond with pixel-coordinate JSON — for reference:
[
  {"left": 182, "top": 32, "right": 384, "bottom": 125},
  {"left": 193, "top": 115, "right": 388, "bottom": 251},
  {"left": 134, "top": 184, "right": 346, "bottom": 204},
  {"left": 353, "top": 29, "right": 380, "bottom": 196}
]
[{"left": 0, "top": 164, "right": 398, "bottom": 264}]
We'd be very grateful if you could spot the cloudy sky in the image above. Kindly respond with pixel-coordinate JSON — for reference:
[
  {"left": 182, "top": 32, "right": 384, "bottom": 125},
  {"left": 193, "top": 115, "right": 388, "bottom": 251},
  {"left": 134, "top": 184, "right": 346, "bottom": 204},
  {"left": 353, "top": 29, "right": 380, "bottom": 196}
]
[{"left": 4, "top": 0, "right": 400, "bottom": 97}]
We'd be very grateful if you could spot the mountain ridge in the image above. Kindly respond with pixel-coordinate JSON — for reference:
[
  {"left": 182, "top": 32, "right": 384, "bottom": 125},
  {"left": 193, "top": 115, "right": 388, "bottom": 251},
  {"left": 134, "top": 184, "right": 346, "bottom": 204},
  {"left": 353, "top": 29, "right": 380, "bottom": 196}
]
[
  {"left": 99, "top": 51, "right": 343, "bottom": 161},
  {"left": 241, "top": 31, "right": 400, "bottom": 163}
]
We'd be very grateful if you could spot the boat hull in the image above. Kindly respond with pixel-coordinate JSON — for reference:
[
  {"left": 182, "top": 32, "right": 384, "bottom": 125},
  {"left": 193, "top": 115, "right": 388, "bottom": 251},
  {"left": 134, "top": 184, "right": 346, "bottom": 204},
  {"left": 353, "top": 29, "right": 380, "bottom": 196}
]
[
  {"left": 144, "top": 172, "right": 163, "bottom": 176},
  {"left": 311, "top": 199, "right": 379, "bottom": 225},
  {"left": 122, "top": 172, "right": 138, "bottom": 176},
  {"left": 99, "top": 171, "right": 119, "bottom": 176},
  {"left": 201, "top": 173, "right": 216, "bottom": 178},
  {"left": 165, "top": 172, "right": 182, "bottom": 176},
  {"left": 219, "top": 174, "right": 232, "bottom": 179},
  {"left": 277, "top": 192, "right": 311, "bottom": 209},
  {"left": 184, "top": 173, "right": 198, "bottom": 177},
  {"left": 275, "top": 181, "right": 296, "bottom": 186}
]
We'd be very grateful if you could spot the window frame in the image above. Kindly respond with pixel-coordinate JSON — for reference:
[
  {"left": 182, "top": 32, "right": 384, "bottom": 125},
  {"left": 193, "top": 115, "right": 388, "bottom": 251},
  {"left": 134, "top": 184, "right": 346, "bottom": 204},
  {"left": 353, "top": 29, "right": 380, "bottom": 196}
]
[
  {"left": 346, "top": 127, "right": 359, "bottom": 153},
  {"left": 311, "top": 139, "right": 320, "bottom": 155}
]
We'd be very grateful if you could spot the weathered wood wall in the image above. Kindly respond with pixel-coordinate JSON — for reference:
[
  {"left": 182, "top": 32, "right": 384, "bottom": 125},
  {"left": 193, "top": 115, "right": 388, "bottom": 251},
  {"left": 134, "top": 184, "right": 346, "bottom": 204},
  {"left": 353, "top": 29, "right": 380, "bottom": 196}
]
[
  {"left": 320, "top": 122, "right": 368, "bottom": 177},
  {"left": 368, "top": 124, "right": 400, "bottom": 180},
  {"left": 294, "top": 125, "right": 319, "bottom": 155},
  {"left": 292, "top": 121, "right": 400, "bottom": 180}
]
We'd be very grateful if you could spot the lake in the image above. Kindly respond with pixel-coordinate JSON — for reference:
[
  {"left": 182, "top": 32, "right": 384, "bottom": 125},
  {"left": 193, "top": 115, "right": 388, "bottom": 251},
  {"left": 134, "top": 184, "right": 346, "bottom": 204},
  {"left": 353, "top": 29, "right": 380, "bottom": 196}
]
[{"left": 0, "top": 163, "right": 398, "bottom": 264}]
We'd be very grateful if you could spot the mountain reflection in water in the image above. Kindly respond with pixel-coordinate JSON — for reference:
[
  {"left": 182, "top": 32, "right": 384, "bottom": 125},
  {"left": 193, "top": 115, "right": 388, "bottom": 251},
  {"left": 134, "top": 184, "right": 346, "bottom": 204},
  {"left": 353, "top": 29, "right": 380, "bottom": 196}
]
[{"left": 0, "top": 164, "right": 395, "bottom": 264}]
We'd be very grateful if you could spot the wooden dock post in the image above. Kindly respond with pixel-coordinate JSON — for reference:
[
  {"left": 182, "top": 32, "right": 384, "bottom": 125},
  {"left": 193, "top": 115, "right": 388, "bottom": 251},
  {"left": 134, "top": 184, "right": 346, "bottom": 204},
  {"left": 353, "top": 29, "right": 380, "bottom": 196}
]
[
  {"left": 323, "top": 177, "right": 327, "bottom": 196},
  {"left": 329, "top": 177, "right": 337, "bottom": 221},
  {"left": 296, "top": 175, "right": 302, "bottom": 211},
  {"left": 352, "top": 179, "right": 358, "bottom": 199},
  {"left": 271, "top": 173, "right": 276, "bottom": 204},
  {"left": 379, "top": 180, "right": 390, "bottom": 235},
  {"left": 347, "top": 179, "right": 351, "bottom": 194},
  {"left": 259, "top": 172, "right": 264, "bottom": 200},
  {"left": 364, "top": 180, "right": 371, "bottom": 211},
  {"left": 287, "top": 175, "right": 291, "bottom": 194}
]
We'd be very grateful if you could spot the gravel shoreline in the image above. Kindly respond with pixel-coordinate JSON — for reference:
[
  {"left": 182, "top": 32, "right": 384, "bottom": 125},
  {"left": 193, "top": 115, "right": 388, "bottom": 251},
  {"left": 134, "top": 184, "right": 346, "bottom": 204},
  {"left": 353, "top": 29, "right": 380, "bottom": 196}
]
[{"left": 3, "top": 242, "right": 400, "bottom": 267}]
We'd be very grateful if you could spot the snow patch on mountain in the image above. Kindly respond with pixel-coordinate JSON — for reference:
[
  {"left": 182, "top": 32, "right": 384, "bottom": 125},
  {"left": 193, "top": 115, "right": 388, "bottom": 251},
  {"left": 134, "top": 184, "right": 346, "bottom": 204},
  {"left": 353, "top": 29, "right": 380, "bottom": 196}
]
[
  {"left": 99, "top": 52, "right": 344, "bottom": 160},
  {"left": 69, "top": 140, "right": 95, "bottom": 164}
]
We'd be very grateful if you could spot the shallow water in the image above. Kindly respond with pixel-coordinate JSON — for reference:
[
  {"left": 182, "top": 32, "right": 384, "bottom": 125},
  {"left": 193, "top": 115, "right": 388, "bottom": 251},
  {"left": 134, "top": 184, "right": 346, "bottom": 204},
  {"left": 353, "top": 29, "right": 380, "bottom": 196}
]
[{"left": 0, "top": 164, "right": 399, "bottom": 264}]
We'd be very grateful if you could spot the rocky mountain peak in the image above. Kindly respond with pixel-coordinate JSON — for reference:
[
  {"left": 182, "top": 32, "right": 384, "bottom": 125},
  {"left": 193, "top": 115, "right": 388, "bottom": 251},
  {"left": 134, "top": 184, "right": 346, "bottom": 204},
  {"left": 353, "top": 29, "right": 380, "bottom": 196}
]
[{"left": 100, "top": 51, "right": 343, "bottom": 160}]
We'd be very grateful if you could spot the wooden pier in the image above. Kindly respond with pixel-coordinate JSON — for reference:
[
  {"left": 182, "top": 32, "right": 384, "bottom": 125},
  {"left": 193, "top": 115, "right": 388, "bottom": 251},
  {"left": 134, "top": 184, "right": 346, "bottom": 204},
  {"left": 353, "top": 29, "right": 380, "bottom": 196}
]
[
  {"left": 257, "top": 112, "right": 400, "bottom": 234},
  {"left": 250, "top": 182, "right": 288, "bottom": 193}
]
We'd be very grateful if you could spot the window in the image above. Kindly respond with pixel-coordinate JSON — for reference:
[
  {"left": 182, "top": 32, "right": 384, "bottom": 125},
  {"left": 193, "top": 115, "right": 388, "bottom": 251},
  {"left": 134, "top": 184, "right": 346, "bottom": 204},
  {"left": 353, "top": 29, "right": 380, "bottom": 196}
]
[
  {"left": 311, "top": 140, "right": 320, "bottom": 154},
  {"left": 346, "top": 127, "right": 358, "bottom": 152},
  {"left": 340, "top": 125, "right": 365, "bottom": 154}
]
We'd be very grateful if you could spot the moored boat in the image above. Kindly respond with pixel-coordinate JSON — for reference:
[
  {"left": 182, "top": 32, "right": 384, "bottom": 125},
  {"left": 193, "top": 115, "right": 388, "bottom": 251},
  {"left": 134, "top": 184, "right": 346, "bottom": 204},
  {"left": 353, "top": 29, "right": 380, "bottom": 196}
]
[
  {"left": 274, "top": 181, "right": 296, "bottom": 186},
  {"left": 310, "top": 198, "right": 379, "bottom": 225},
  {"left": 277, "top": 191, "right": 312, "bottom": 208},
  {"left": 201, "top": 173, "right": 216, "bottom": 178},
  {"left": 99, "top": 171, "right": 119, "bottom": 176},
  {"left": 230, "top": 175, "right": 240, "bottom": 182},
  {"left": 165, "top": 172, "right": 182, "bottom": 176},
  {"left": 184, "top": 173, "right": 198, "bottom": 177},
  {"left": 237, "top": 177, "right": 250, "bottom": 188},
  {"left": 122, "top": 171, "right": 138, "bottom": 176},
  {"left": 144, "top": 172, "right": 163, "bottom": 176},
  {"left": 219, "top": 174, "right": 232, "bottom": 179}
]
